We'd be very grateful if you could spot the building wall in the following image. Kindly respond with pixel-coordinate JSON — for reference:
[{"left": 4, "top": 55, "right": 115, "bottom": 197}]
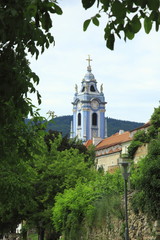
[
  {"left": 133, "top": 144, "right": 148, "bottom": 164},
  {"left": 96, "top": 151, "right": 121, "bottom": 172}
]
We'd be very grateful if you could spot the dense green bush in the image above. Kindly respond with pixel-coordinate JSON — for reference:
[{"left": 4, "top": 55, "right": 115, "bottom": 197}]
[
  {"left": 52, "top": 171, "right": 124, "bottom": 239},
  {"left": 131, "top": 106, "right": 160, "bottom": 219}
]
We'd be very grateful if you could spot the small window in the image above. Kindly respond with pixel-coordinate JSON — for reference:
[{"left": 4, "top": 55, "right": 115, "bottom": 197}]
[
  {"left": 90, "top": 85, "right": 95, "bottom": 92},
  {"left": 82, "top": 86, "right": 85, "bottom": 92},
  {"left": 78, "top": 113, "right": 81, "bottom": 126},
  {"left": 92, "top": 113, "right": 97, "bottom": 126}
]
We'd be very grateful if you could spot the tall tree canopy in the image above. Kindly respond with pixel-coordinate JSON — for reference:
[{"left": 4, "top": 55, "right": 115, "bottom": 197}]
[
  {"left": 0, "top": 1, "right": 62, "bottom": 236},
  {"left": 0, "top": 0, "right": 62, "bottom": 126}
]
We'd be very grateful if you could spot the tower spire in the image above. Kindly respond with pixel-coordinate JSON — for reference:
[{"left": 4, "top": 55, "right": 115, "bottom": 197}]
[{"left": 86, "top": 55, "right": 92, "bottom": 72}]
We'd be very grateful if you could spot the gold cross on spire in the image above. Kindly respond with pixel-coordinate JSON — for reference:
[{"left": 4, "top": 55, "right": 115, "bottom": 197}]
[{"left": 86, "top": 55, "right": 92, "bottom": 67}]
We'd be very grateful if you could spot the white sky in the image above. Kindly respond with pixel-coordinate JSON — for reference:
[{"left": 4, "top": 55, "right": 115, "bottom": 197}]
[{"left": 29, "top": 1, "right": 160, "bottom": 123}]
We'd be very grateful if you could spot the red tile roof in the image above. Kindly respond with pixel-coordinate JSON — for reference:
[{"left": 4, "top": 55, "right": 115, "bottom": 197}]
[
  {"left": 96, "top": 131, "right": 132, "bottom": 150},
  {"left": 84, "top": 139, "right": 93, "bottom": 148}
]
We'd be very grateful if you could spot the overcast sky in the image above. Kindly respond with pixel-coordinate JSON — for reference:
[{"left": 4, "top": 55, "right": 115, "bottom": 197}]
[{"left": 29, "top": 1, "right": 160, "bottom": 123}]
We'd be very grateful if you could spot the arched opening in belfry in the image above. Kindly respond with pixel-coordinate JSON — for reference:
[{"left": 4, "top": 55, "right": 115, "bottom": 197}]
[
  {"left": 92, "top": 113, "right": 97, "bottom": 126},
  {"left": 78, "top": 113, "right": 81, "bottom": 126},
  {"left": 90, "top": 85, "right": 96, "bottom": 92},
  {"left": 82, "top": 86, "right": 85, "bottom": 92}
]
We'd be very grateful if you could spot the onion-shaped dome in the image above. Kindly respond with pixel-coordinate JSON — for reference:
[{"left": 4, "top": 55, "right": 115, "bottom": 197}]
[{"left": 83, "top": 66, "right": 96, "bottom": 81}]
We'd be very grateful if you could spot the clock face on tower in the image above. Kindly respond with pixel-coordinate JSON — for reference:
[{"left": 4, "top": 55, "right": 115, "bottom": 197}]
[{"left": 91, "top": 100, "right": 99, "bottom": 110}]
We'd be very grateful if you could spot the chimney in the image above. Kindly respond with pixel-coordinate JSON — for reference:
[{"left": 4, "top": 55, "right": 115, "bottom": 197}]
[
  {"left": 93, "top": 137, "right": 102, "bottom": 146},
  {"left": 119, "top": 130, "right": 124, "bottom": 135}
]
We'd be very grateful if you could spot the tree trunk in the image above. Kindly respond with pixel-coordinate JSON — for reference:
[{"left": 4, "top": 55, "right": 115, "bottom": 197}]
[{"left": 38, "top": 228, "right": 45, "bottom": 240}]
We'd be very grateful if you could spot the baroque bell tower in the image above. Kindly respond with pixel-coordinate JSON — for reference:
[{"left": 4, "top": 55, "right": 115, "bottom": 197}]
[{"left": 71, "top": 56, "right": 106, "bottom": 142}]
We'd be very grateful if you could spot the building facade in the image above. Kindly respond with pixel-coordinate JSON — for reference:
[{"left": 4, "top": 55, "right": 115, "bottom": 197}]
[
  {"left": 71, "top": 56, "right": 106, "bottom": 142},
  {"left": 94, "top": 123, "right": 150, "bottom": 172}
]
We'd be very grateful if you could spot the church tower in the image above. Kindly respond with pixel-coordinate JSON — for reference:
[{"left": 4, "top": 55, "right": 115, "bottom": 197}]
[{"left": 71, "top": 56, "right": 106, "bottom": 142}]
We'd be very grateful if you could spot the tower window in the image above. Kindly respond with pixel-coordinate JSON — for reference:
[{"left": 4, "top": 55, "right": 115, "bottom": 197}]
[
  {"left": 90, "top": 85, "right": 96, "bottom": 92},
  {"left": 78, "top": 113, "right": 81, "bottom": 126},
  {"left": 92, "top": 113, "right": 97, "bottom": 126}
]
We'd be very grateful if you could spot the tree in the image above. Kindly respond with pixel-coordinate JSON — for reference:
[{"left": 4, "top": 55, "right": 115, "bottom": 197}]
[
  {"left": 82, "top": 0, "right": 160, "bottom": 50},
  {"left": 44, "top": 130, "right": 95, "bottom": 167},
  {"left": 52, "top": 171, "right": 123, "bottom": 240},
  {"left": 130, "top": 106, "right": 160, "bottom": 219},
  {"left": 0, "top": 1, "right": 62, "bottom": 235},
  {"left": 0, "top": 0, "right": 63, "bottom": 168},
  {"left": 0, "top": 121, "right": 46, "bottom": 236},
  {"left": 24, "top": 134, "right": 95, "bottom": 240},
  {"left": 128, "top": 106, "right": 160, "bottom": 159},
  {"left": 131, "top": 138, "right": 160, "bottom": 219},
  {"left": 0, "top": 0, "right": 62, "bottom": 124}
]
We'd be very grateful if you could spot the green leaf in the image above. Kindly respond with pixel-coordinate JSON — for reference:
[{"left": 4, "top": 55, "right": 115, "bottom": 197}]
[
  {"left": 126, "top": 30, "right": 135, "bottom": 40},
  {"left": 82, "top": 0, "right": 96, "bottom": 10},
  {"left": 144, "top": 17, "right": 152, "bottom": 34},
  {"left": 83, "top": 19, "right": 91, "bottom": 31},
  {"left": 112, "top": 0, "right": 126, "bottom": 21},
  {"left": 131, "top": 15, "right": 141, "bottom": 33},
  {"left": 54, "top": 4, "right": 63, "bottom": 15},
  {"left": 125, "top": 22, "right": 135, "bottom": 40},
  {"left": 136, "top": 0, "right": 147, "bottom": 8},
  {"left": 147, "top": 0, "right": 159, "bottom": 11},
  {"left": 155, "top": 21, "right": 159, "bottom": 32},
  {"left": 106, "top": 33, "right": 115, "bottom": 50},
  {"left": 92, "top": 17, "right": 99, "bottom": 26},
  {"left": 41, "top": 12, "right": 52, "bottom": 32},
  {"left": 11, "top": 9, "right": 17, "bottom": 17},
  {"left": 96, "top": 13, "right": 101, "bottom": 18},
  {"left": 101, "top": 0, "right": 110, "bottom": 11},
  {"left": 104, "top": 25, "right": 111, "bottom": 40}
]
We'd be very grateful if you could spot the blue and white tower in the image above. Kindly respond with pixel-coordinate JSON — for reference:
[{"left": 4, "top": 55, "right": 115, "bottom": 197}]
[{"left": 71, "top": 56, "right": 107, "bottom": 142}]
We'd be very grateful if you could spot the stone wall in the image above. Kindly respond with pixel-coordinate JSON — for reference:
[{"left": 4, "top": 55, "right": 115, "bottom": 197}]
[
  {"left": 128, "top": 193, "right": 157, "bottom": 240},
  {"left": 86, "top": 192, "right": 160, "bottom": 240},
  {"left": 96, "top": 151, "right": 120, "bottom": 172},
  {"left": 133, "top": 144, "right": 148, "bottom": 164}
]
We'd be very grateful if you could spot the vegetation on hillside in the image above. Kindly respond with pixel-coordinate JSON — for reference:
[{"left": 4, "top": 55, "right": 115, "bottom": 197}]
[{"left": 44, "top": 115, "right": 144, "bottom": 137}]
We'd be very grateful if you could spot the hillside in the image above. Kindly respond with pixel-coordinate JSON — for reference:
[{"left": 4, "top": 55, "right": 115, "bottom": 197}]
[{"left": 46, "top": 115, "right": 144, "bottom": 137}]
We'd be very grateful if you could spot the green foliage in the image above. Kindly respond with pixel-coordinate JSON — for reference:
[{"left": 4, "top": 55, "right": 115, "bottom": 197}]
[
  {"left": 52, "top": 170, "right": 123, "bottom": 239},
  {"left": 82, "top": 0, "right": 97, "bottom": 9},
  {"left": 0, "top": 1, "right": 62, "bottom": 236},
  {"left": 82, "top": 0, "right": 160, "bottom": 49},
  {"left": 24, "top": 134, "right": 96, "bottom": 239},
  {"left": 0, "top": 0, "right": 62, "bottom": 126},
  {"left": 0, "top": 0, "right": 62, "bottom": 57},
  {"left": 131, "top": 138, "right": 160, "bottom": 219},
  {"left": 129, "top": 106, "right": 160, "bottom": 219},
  {"left": 44, "top": 130, "right": 94, "bottom": 167},
  {"left": 148, "top": 106, "right": 160, "bottom": 138},
  {"left": 129, "top": 106, "right": 160, "bottom": 159},
  {"left": 0, "top": 121, "right": 47, "bottom": 234},
  {"left": 128, "top": 130, "right": 149, "bottom": 159},
  {"left": 128, "top": 140, "right": 143, "bottom": 159},
  {"left": 27, "top": 233, "right": 38, "bottom": 240}
]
